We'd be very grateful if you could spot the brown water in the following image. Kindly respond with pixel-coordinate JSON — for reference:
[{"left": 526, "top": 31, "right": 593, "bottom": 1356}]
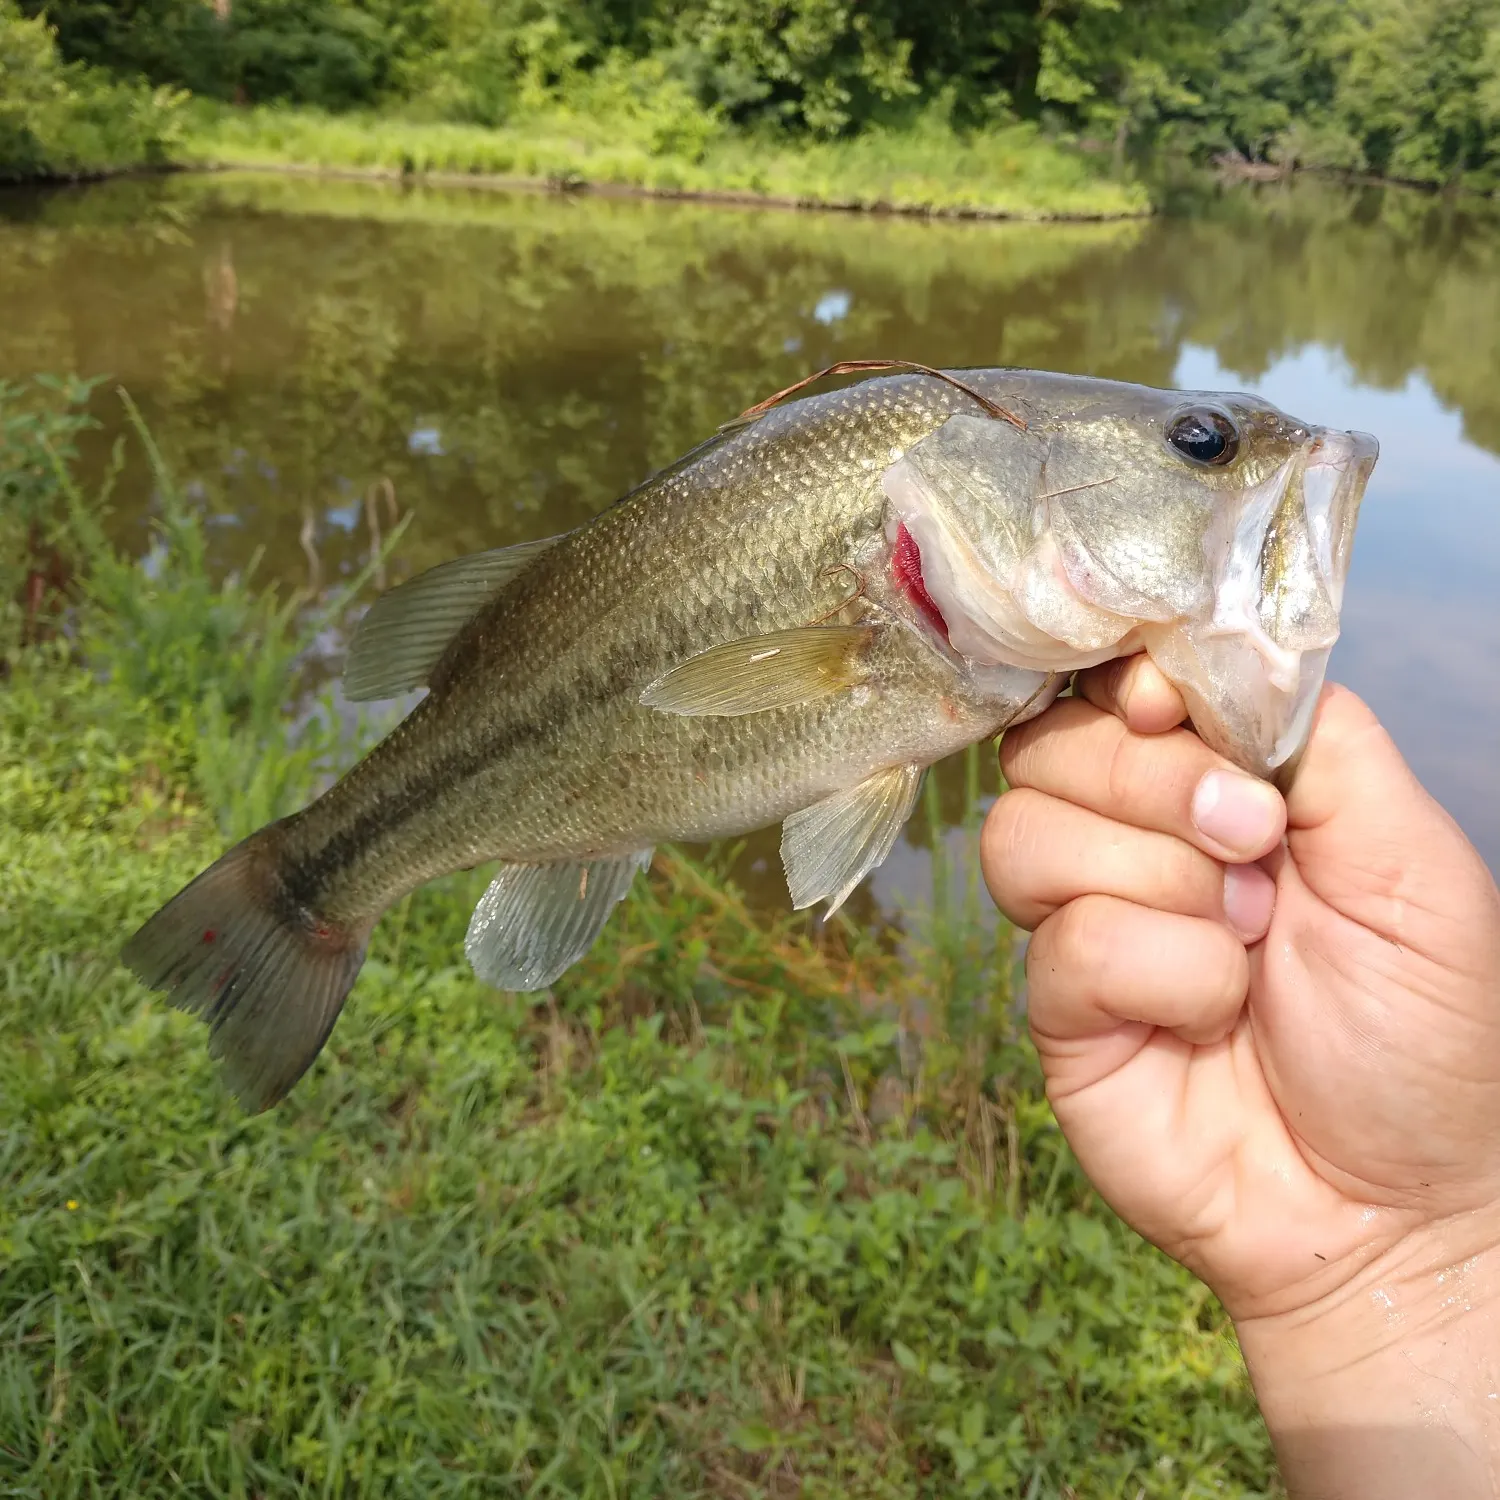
[{"left": 2, "top": 171, "right": 1496, "bottom": 896}]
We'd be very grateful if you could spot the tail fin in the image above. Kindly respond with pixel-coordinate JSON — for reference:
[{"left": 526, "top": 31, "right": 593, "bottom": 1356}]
[{"left": 121, "top": 833, "right": 370, "bottom": 1112}]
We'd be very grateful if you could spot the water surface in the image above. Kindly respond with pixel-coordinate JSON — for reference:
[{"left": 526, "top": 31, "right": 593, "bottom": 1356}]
[{"left": 2, "top": 173, "right": 1494, "bottom": 887}]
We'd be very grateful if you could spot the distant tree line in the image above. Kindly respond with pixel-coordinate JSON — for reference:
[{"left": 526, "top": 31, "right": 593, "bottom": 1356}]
[{"left": 18, "top": 0, "right": 1500, "bottom": 189}]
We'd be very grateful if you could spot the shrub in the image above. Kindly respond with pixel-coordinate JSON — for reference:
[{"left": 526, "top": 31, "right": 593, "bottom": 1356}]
[{"left": 0, "top": 1, "right": 182, "bottom": 181}]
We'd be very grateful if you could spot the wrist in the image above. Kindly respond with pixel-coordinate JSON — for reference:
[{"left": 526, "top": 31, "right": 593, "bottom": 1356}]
[{"left": 1235, "top": 1208, "right": 1500, "bottom": 1499}]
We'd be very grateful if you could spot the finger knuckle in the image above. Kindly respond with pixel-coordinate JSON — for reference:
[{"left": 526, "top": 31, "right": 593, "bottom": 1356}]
[
  {"left": 999, "top": 697, "right": 1099, "bottom": 789},
  {"left": 1021, "top": 912, "right": 1073, "bottom": 1010},
  {"left": 1176, "top": 921, "right": 1249, "bottom": 1021},
  {"left": 997, "top": 718, "right": 1040, "bottom": 785},
  {"left": 1105, "top": 724, "right": 1197, "bottom": 820},
  {"left": 1211, "top": 943, "right": 1251, "bottom": 1014},
  {"left": 1052, "top": 895, "right": 1117, "bottom": 989},
  {"left": 1159, "top": 839, "right": 1217, "bottom": 911},
  {"left": 981, "top": 789, "right": 1051, "bottom": 914},
  {"left": 1103, "top": 722, "right": 1140, "bottom": 809},
  {"left": 1096, "top": 657, "right": 1131, "bottom": 714}
]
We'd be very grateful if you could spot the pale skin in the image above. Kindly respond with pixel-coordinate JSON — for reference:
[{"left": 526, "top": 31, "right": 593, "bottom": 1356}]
[{"left": 983, "top": 657, "right": 1500, "bottom": 1499}]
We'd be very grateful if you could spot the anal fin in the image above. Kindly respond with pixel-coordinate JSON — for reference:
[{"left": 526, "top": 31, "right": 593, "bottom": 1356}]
[
  {"left": 640, "top": 625, "right": 874, "bottom": 717},
  {"left": 344, "top": 534, "right": 562, "bottom": 701},
  {"left": 464, "top": 849, "right": 653, "bottom": 992},
  {"left": 781, "top": 763, "right": 923, "bottom": 916}
]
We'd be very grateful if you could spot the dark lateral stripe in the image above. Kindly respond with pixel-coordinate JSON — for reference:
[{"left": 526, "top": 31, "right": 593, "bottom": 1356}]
[{"left": 282, "top": 631, "right": 680, "bottom": 908}]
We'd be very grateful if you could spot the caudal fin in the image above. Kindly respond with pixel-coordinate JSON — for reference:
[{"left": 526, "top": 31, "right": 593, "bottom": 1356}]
[{"left": 121, "top": 834, "right": 370, "bottom": 1112}]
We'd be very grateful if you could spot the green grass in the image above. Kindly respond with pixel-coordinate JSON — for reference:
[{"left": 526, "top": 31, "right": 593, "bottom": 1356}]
[
  {"left": 181, "top": 101, "right": 1151, "bottom": 222},
  {"left": 0, "top": 382, "right": 1272, "bottom": 1496}
]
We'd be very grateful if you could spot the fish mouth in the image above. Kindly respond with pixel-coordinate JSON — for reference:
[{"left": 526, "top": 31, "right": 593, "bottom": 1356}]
[
  {"left": 1141, "top": 427, "right": 1378, "bottom": 775},
  {"left": 881, "top": 415, "right": 1377, "bottom": 779}
]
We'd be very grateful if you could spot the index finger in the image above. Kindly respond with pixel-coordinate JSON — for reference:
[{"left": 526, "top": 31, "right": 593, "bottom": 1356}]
[
  {"left": 1075, "top": 654, "right": 1188, "bottom": 735},
  {"left": 999, "top": 697, "right": 1287, "bottom": 864}
]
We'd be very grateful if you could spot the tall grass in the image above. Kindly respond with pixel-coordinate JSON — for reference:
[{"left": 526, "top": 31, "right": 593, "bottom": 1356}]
[
  {"left": 2, "top": 377, "right": 405, "bottom": 837},
  {"left": 182, "top": 101, "right": 1151, "bottom": 221},
  {"left": 0, "top": 379, "right": 1274, "bottom": 1497}
]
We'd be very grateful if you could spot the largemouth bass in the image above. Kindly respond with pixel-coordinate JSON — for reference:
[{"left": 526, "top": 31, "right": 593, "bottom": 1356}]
[{"left": 124, "top": 366, "right": 1378, "bottom": 1110}]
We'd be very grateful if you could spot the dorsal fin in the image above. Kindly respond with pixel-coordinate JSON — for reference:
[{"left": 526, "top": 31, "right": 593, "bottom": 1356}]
[{"left": 343, "top": 535, "right": 562, "bottom": 701}]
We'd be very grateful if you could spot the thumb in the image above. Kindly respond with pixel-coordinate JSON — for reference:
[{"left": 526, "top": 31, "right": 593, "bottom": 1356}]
[{"left": 1282, "top": 684, "right": 1499, "bottom": 961}]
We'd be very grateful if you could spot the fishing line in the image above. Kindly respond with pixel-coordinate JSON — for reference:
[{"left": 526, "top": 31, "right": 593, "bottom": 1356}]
[{"left": 729, "top": 360, "right": 1028, "bottom": 431}]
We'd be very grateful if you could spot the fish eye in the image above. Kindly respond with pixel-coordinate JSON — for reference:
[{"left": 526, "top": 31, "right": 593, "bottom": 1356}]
[{"left": 1166, "top": 407, "right": 1239, "bottom": 466}]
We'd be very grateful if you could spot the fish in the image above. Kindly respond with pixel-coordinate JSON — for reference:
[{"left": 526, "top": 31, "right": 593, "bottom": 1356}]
[{"left": 122, "top": 365, "right": 1378, "bottom": 1111}]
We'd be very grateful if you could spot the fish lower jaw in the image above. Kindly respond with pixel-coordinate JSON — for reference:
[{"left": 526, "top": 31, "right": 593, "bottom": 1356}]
[{"left": 1202, "top": 609, "right": 1305, "bottom": 695}]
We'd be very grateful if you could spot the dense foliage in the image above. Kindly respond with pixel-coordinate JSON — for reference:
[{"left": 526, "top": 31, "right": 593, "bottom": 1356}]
[
  {"left": 0, "top": 0, "right": 180, "bottom": 181},
  {"left": 13, "top": 0, "right": 1500, "bottom": 190},
  {"left": 0, "top": 380, "right": 1275, "bottom": 1495}
]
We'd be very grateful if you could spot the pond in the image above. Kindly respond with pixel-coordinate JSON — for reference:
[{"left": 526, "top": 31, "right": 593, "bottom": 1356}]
[{"left": 1, "top": 171, "right": 1496, "bottom": 898}]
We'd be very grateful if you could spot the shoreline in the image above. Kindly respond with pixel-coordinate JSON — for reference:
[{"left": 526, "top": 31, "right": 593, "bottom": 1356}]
[
  {"left": 1, "top": 156, "right": 1152, "bottom": 223},
  {"left": 190, "top": 157, "right": 1156, "bottom": 223},
  {"left": 1211, "top": 151, "right": 1495, "bottom": 199},
  {"left": 1, "top": 101, "right": 1153, "bottom": 222},
  {"left": 10, "top": 154, "right": 1489, "bottom": 221}
]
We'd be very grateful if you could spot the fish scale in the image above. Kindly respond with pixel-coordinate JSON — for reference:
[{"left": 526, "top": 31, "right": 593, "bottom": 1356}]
[
  {"left": 122, "top": 368, "right": 1377, "bottom": 1110},
  {"left": 279, "top": 378, "right": 992, "bottom": 919}
]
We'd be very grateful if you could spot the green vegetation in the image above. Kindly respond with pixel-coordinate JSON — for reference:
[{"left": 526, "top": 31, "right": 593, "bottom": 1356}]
[
  {"left": 1206, "top": 0, "right": 1500, "bottom": 187},
  {"left": 0, "top": 0, "right": 181, "bottom": 182},
  {"left": 0, "top": 379, "right": 1278, "bottom": 1494},
  {"left": 9, "top": 0, "right": 1500, "bottom": 199},
  {"left": 180, "top": 100, "right": 1148, "bottom": 219}
]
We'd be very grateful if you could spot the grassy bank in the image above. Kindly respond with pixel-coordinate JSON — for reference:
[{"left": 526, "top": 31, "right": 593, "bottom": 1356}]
[
  {"left": 0, "top": 381, "right": 1272, "bottom": 1496},
  {"left": 178, "top": 102, "right": 1150, "bottom": 220}
]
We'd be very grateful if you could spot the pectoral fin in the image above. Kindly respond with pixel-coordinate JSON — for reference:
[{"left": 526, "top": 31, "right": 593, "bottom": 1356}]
[
  {"left": 781, "top": 763, "right": 923, "bottom": 916},
  {"left": 641, "top": 626, "right": 874, "bottom": 717},
  {"left": 464, "top": 849, "right": 653, "bottom": 992},
  {"left": 344, "top": 535, "right": 563, "bottom": 701}
]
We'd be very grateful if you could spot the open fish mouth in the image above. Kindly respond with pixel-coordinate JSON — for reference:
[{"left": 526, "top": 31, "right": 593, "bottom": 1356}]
[
  {"left": 881, "top": 415, "right": 1379, "bottom": 778},
  {"left": 1140, "top": 427, "right": 1378, "bottom": 775}
]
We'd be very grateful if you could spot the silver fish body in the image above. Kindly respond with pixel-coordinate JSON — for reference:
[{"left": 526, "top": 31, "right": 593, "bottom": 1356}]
[{"left": 124, "top": 367, "right": 1377, "bottom": 1109}]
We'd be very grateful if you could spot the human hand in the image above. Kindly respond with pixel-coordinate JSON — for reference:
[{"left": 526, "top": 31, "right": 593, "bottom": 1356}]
[{"left": 983, "top": 661, "right": 1500, "bottom": 1494}]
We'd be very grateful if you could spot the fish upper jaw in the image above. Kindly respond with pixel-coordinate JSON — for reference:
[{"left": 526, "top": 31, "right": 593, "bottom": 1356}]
[
  {"left": 1302, "top": 429, "right": 1378, "bottom": 610},
  {"left": 877, "top": 414, "right": 1377, "bottom": 780},
  {"left": 1145, "top": 426, "right": 1378, "bottom": 775}
]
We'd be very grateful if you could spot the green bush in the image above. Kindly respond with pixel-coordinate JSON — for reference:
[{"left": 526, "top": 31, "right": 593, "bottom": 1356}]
[
  {"left": 16, "top": 0, "right": 1500, "bottom": 191},
  {"left": 0, "top": 1, "right": 182, "bottom": 181},
  {"left": 12, "top": 0, "right": 423, "bottom": 110},
  {"left": 1197, "top": 0, "right": 1500, "bottom": 188}
]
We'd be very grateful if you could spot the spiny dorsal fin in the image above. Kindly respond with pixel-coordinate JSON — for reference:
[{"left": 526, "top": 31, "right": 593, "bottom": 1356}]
[
  {"left": 640, "top": 625, "right": 875, "bottom": 717},
  {"left": 781, "top": 763, "right": 924, "bottom": 916},
  {"left": 464, "top": 850, "right": 654, "bottom": 991},
  {"left": 343, "top": 535, "right": 563, "bottom": 701}
]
